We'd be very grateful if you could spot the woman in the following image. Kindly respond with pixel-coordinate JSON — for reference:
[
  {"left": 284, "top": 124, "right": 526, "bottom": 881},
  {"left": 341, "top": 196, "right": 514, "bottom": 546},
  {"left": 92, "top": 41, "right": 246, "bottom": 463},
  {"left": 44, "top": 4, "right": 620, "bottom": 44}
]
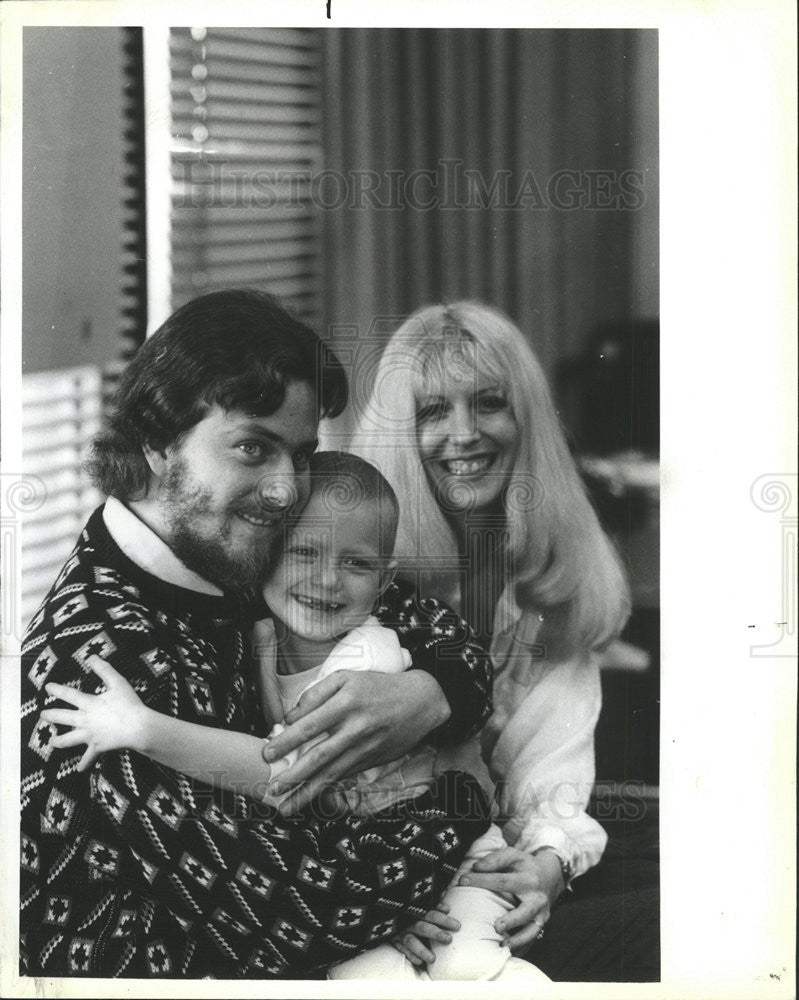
[{"left": 348, "top": 301, "right": 643, "bottom": 973}]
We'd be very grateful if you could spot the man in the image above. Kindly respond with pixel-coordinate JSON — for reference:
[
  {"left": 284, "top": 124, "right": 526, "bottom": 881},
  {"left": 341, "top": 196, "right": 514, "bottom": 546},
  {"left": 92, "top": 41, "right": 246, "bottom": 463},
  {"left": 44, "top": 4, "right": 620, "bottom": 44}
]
[{"left": 20, "top": 290, "right": 491, "bottom": 978}]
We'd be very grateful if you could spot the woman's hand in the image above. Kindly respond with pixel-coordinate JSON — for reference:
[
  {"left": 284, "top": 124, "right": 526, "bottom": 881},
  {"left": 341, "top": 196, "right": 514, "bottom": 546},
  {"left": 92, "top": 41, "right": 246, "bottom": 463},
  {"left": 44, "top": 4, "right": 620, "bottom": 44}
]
[
  {"left": 41, "top": 655, "right": 149, "bottom": 771},
  {"left": 261, "top": 670, "right": 450, "bottom": 813},
  {"left": 459, "top": 846, "right": 566, "bottom": 952},
  {"left": 392, "top": 903, "right": 460, "bottom": 967}
]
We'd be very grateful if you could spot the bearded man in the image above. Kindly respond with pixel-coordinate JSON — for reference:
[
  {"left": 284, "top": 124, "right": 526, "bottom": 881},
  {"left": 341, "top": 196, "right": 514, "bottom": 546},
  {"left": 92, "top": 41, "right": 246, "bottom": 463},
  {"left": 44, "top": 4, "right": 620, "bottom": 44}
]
[{"left": 20, "top": 289, "right": 491, "bottom": 978}]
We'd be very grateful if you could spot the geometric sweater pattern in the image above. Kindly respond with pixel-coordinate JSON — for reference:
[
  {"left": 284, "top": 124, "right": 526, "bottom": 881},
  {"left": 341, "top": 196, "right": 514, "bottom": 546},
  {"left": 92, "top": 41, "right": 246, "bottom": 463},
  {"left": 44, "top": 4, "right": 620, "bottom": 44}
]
[{"left": 20, "top": 507, "right": 492, "bottom": 978}]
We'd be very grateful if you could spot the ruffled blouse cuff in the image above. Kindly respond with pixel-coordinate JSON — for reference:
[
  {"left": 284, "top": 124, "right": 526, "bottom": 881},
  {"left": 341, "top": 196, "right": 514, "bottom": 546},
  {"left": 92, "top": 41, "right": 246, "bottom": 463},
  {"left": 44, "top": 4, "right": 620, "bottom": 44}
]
[{"left": 515, "top": 820, "right": 608, "bottom": 880}]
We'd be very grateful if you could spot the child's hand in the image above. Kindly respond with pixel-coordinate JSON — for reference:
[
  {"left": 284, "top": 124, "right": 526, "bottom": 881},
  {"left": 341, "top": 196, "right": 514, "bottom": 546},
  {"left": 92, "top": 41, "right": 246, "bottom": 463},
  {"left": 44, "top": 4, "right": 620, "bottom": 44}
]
[
  {"left": 41, "top": 655, "right": 149, "bottom": 771},
  {"left": 391, "top": 903, "right": 460, "bottom": 967}
]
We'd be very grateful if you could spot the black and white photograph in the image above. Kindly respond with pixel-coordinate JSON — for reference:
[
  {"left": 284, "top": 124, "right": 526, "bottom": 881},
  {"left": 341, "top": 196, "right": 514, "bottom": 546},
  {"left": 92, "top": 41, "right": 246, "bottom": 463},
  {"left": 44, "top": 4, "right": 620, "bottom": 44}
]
[{"left": 0, "top": 1, "right": 795, "bottom": 996}]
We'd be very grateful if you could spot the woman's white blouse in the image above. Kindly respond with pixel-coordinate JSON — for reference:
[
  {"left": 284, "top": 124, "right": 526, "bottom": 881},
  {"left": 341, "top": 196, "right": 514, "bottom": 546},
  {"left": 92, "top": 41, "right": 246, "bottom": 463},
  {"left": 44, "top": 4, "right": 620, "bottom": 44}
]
[{"left": 483, "top": 587, "right": 608, "bottom": 879}]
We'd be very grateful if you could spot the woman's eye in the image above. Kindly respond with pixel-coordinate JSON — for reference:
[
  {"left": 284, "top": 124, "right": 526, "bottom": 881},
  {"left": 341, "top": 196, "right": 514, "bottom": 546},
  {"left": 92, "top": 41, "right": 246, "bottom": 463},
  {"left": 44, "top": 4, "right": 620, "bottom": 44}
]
[
  {"left": 478, "top": 393, "right": 509, "bottom": 413},
  {"left": 293, "top": 448, "right": 313, "bottom": 470},
  {"left": 416, "top": 400, "right": 448, "bottom": 424}
]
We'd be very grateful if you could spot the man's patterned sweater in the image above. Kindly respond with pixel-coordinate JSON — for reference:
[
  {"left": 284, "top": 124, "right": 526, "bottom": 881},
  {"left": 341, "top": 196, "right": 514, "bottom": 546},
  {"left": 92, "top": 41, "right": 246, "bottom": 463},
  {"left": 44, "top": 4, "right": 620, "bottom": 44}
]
[{"left": 20, "top": 507, "right": 492, "bottom": 978}]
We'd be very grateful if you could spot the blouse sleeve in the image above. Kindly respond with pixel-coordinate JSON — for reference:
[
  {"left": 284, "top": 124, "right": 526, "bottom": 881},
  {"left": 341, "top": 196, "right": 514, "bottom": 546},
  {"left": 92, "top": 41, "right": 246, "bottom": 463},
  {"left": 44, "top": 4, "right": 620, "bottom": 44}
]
[{"left": 488, "top": 651, "right": 608, "bottom": 879}]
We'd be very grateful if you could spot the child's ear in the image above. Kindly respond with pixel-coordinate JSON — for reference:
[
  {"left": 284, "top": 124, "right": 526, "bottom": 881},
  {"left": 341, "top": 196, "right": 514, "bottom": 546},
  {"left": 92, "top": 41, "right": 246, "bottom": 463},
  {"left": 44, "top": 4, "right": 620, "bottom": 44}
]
[{"left": 377, "top": 559, "right": 398, "bottom": 596}]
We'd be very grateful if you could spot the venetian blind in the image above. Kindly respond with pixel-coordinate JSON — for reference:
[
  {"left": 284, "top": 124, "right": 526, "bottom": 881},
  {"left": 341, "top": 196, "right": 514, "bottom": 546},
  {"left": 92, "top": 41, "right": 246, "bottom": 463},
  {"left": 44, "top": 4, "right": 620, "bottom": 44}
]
[
  {"left": 168, "top": 27, "right": 324, "bottom": 326},
  {"left": 21, "top": 367, "right": 104, "bottom": 626}
]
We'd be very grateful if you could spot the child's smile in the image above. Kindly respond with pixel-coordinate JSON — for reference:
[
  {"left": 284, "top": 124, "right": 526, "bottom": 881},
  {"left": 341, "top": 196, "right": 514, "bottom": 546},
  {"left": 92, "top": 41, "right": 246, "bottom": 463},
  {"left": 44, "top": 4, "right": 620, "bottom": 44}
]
[{"left": 291, "top": 593, "right": 345, "bottom": 613}]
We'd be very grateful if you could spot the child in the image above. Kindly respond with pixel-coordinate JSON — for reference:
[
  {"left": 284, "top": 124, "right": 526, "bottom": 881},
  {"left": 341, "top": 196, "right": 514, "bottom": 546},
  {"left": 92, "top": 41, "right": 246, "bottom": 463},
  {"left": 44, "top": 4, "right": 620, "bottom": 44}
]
[{"left": 42, "top": 452, "right": 548, "bottom": 983}]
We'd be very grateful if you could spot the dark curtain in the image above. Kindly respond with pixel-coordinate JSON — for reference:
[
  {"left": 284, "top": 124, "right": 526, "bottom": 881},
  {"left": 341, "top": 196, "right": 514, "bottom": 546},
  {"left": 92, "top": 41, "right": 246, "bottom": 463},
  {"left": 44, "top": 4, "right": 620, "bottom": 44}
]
[{"left": 320, "top": 29, "right": 658, "bottom": 430}]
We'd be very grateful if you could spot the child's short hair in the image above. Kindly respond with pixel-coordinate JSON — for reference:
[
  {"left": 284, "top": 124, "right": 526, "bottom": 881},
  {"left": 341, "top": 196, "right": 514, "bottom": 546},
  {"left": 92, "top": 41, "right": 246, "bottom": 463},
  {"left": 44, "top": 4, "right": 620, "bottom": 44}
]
[{"left": 308, "top": 451, "right": 400, "bottom": 557}]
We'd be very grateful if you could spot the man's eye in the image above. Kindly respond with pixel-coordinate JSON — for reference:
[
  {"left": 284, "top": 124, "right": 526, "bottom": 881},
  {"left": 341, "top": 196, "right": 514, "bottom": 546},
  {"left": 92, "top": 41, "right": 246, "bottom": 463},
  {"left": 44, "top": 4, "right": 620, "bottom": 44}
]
[
  {"left": 237, "top": 441, "right": 265, "bottom": 459},
  {"left": 293, "top": 448, "right": 313, "bottom": 470}
]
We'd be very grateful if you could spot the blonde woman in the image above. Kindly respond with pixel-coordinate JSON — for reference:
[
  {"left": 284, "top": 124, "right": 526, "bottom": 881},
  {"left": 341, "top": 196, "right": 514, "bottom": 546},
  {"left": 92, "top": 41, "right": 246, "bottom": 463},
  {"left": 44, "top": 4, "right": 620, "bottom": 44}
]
[{"left": 347, "top": 302, "right": 655, "bottom": 978}]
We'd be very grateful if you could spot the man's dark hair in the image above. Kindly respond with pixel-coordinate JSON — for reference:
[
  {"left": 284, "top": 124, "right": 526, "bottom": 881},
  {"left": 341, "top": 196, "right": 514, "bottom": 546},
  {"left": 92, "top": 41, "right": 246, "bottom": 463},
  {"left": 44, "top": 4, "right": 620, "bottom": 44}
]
[
  {"left": 308, "top": 451, "right": 400, "bottom": 558},
  {"left": 86, "top": 289, "right": 348, "bottom": 500}
]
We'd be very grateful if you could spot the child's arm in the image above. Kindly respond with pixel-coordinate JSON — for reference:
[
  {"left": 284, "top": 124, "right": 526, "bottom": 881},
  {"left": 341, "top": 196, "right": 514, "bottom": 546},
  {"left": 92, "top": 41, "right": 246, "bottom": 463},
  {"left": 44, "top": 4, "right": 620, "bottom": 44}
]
[{"left": 41, "top": 655, "right": 284, "bottom": 804}]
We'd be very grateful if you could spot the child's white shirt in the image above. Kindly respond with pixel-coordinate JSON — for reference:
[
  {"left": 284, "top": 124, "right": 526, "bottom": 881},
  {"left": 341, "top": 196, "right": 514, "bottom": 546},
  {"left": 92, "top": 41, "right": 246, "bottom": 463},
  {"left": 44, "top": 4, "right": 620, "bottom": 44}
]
[
  {"left": 252, "top": 618, "right": 545, "bottom": 983},
  {"left": 251, "top": 615, "right": 493, "bottom": 809}
]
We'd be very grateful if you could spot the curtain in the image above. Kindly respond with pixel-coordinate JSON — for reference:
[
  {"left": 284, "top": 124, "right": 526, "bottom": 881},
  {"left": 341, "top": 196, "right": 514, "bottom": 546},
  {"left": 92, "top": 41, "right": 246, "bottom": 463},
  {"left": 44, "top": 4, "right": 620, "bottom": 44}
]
[{"left": 320, "top": 29, "right": 658, "bottom": 430}]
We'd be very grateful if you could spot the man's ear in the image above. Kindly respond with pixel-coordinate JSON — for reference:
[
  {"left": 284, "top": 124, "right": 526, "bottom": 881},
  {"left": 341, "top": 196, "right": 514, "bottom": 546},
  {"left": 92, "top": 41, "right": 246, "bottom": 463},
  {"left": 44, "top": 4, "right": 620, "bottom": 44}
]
[
  {"left": 142, "top": 442, "right": 168, "bottom": 479},
  {"left": 377, "top": 559, "right": 398, "bottom": 596}
]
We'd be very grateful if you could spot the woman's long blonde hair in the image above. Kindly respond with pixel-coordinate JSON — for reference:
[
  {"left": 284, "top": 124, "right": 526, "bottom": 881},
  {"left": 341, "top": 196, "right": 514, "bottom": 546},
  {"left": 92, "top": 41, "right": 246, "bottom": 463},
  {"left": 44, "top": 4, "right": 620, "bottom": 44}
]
[{"left": 348, "top": 301, "right": 630, "bottom": 659}]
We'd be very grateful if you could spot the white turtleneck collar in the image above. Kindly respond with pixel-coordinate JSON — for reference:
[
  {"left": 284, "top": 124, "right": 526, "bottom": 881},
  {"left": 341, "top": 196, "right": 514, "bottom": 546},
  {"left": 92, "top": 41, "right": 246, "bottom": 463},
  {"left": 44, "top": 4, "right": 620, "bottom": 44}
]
[{"left": 102, "top": 496, "right": 223, "bottom": 596}]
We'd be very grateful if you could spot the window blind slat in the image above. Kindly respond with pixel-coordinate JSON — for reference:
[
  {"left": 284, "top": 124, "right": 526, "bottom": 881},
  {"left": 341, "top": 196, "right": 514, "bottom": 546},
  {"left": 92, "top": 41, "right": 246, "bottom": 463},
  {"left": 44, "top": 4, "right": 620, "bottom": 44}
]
[
  {"left": 172, "top": 107, "right": 321, "bottom": 133},
  {"left": 170, "top": 27, "right": 318, "bottom": 53},
  {"left": 171, "top": 219, "right": 315, "bottom": 247},
  {"left": 172, "top": 54, "right": 320, "bottom": 86},
  {"left": 187, "top": 259, "right": 318, "bottom": 284},
  {"left": 210, "top": 27, "right": 320, "bottom": 48},
  {"left": 173, "top": 275, "right": 317, "bottom": 301},
  {"left": 170, "top": 120, "right": 318, "bottom": 144},
  {"left": 172, "top": 81, "right": 319, "bottom": 107},
  {"left": 171, "top": 204, "right": 314, "bottom": 225},
  {"left": 170, "top": 144, "right": 318, "bottom": 167},
  {"left": 173, "top": 239, "right": 318, "bottom": 268},
  {"left": 23, "top": 398, "right": 102, "bottom": 431},
  {"left": 171, "top": 36, "right": 321, "bottom": 68}
]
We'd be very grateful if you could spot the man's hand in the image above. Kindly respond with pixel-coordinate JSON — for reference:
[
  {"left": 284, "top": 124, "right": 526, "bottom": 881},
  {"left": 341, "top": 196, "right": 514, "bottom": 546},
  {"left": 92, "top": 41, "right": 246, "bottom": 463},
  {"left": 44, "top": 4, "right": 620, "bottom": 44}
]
[{"left": 262, "top": 669, "right": 450, "bottom": 813}]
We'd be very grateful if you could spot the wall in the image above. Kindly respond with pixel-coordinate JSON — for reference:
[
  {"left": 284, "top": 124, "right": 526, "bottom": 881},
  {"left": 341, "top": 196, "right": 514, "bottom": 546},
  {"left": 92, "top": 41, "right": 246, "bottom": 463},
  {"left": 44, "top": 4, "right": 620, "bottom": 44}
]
[{"left": 22, "top": 27, "right": 126, "bottom": 373}]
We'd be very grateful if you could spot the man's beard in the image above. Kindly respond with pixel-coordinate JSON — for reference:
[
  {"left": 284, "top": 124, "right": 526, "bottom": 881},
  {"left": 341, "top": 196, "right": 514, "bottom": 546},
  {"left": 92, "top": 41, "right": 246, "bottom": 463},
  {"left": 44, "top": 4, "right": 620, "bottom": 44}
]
[{"left": 157, "top": 456, "right": 281, "bottom": 593}]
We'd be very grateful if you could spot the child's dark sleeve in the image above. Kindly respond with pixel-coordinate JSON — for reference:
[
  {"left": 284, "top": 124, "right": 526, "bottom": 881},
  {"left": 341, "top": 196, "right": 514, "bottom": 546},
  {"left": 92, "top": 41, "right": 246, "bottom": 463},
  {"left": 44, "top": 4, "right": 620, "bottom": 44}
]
[{"left": 374, "top": 580, "right": 493, "bottom": 744}]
